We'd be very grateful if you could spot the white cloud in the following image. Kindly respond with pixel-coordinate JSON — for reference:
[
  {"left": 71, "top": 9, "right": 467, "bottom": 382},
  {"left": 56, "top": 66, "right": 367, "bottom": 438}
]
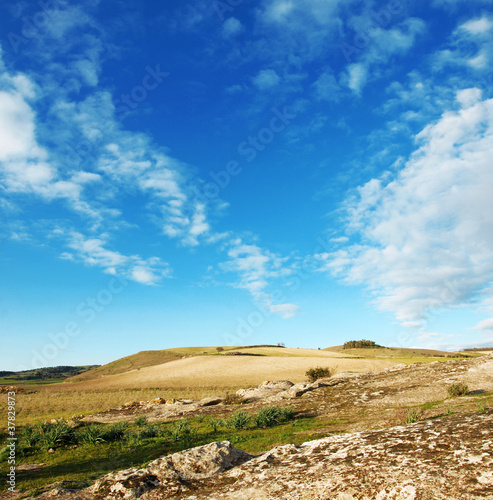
[
  {"left": 323, "top": 92, "right": 493, "bottom": 326},
  {"left": 342, "top": 19, "right": 426, "bottom": 95},
  {"left": 459, "top": 16, "right": 493, "bottom": 36},
  {"left": 64, "top": 232, "right": 170, "bottom": 285},
  {"left": 221, "top": 239, "right": 299, "bottom": 318},
  {"left": 0, "top": 90, "right": 38, "bottom": 161},
  {"left": 252, "top": 69, "right": 280, "bottom": 90},
  {"left": 473, "top": 318, "right": 493, "bottom": 331},
  {"left": 222, "top": 17, "right": 243, "bottom": 38},
  {"left": 346, "top": 64, "right": 367, "bottom": 95},
  {"left": 268, "top": 303, "right": 301, "bottom": 319}
]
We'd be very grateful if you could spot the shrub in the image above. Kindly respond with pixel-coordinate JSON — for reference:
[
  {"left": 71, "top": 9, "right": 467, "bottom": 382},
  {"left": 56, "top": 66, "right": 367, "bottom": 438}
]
[
  {"left": 40, "top": 421, "right": 75, "bottom": 449},
  {"left": 136, "top": 423, "right": 162, "bottom": 440},
  {"left": 447, "top": 382, "right": 469, "bottom": 397},
  {"left": 206, "top": 416, "right": 225, "bottom": 432},
  {"left": 254, "top": 406, "right": 295, "bottom": 428},
  {"left": 228, "top": 410, "right": 251, "bottom": 430},
  {"left": 101, "top": 422, "right": 128, "bottom": 442},
  {"left": 166, "top": 420, "right": 197, "bottom": 446},
  {"left": 306, "top": 367, "right": 331, "bottom": 382},
  {"left": 77, "top": 425, "right": 106, "bottom": 445},
  {"left": 135, "top": 416, "right": 148, "bottom": 426}
]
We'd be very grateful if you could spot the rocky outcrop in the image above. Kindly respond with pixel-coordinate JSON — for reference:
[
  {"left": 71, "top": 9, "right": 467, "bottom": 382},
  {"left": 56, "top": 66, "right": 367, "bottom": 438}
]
[{"left": 28, "top": 411, "right": 493, "bottom": 499}]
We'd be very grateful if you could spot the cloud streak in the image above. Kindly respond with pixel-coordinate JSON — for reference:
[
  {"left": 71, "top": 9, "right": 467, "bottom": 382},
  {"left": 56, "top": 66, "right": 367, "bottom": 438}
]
[{"left": 321, "top": 90, "right": 493, "bottom": 328}]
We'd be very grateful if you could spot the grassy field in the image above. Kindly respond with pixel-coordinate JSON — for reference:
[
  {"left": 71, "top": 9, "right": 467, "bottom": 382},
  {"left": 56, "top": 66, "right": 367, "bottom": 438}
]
[{"left": 0, "top": 408, "right": 331, "bottom": 493}]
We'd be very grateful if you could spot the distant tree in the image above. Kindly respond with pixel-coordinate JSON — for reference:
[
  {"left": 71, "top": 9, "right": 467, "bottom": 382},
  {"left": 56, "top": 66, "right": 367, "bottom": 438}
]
[
  {"left": 216, "top": 347, "right": 224, "bottom": 353},
  {"left": 343, "top": 340, "right": 381, "bottom": 349}
]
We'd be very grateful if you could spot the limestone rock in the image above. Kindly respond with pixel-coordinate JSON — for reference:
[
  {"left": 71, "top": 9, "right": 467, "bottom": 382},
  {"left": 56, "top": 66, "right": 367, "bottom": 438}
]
[
  {"left": 198, "top": 397, "right": 223, "bottom": 407},
  {"left": 90, "top": 441, "right": 251, "bottom": 498}
]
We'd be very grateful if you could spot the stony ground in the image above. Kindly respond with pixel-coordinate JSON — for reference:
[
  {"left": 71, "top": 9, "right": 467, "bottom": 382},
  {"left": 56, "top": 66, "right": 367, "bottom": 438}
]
[{"left": 6, "top": 354, "right": 493, "bottom": 500}]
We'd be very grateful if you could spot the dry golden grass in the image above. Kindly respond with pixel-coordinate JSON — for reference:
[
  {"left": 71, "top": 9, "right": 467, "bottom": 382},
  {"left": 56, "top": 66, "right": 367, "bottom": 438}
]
[
  {"left": 1, "top": 386, "right": 241, "bottom": 426},
  {"left": 60, "top": 355, "right": 399, "bottom": 390}
]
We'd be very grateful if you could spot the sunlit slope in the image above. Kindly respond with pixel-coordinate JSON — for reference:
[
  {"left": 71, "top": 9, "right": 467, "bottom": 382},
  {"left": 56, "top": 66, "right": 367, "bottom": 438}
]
[
  {"left": 64, "top": 354, "right": 399, "bottom": 390},
  {"left": 66, "top": 346, "right": 355, "bottom": 383},
  {"left": 66, "top": 347, "right": 224, "bottom": 382}
]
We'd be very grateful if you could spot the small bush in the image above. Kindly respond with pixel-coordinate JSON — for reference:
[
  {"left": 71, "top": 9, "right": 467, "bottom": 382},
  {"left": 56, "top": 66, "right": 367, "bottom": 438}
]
[
  {"left": 306, "top": 367, "right": 331, "bottom": 382},
  {"left": 135, "top": 416, "right": 148, "bottom": 426},
  {"left": 136, "top": 423, "right": 161, "bottom": 440},
  {"left": 254, "top": 406, "right": 295, "bottom": 428},
  {"left": 228, "top": 410, "right": 251, "bottom": 430},
  {"left": 406, "top": 408, "right": 422, "bottom": 424},
  {"left": 447, "top": 382, "right": 469, "bottom": 397},
  {"left": 40, "top": 421, "right": 75, "bottom": 449},
  {"left": 77, "top": 425, "right": 106, "bottom": 445},
  {"left": 101, "top": 422, "right": 128, "bottom": 442},
  {"left": 166, "top": 420, "right": 197, "bottom": 446},
  {"left": 206, "top": 416, "right": 225, "bottom": 432}
]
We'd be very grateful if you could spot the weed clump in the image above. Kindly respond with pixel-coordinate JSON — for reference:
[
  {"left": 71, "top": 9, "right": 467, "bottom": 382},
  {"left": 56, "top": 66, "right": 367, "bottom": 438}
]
[
  {"left": 254, "top": 406, "right": 295, "bottom": 428},
  {"left": 406, "top": 408, "right": 422, "bottom": 424},
  {"left": 447, "top": 382, "right": 469, "bottom": 397},
  {"left": 166, "top": 420, "right": 197, "bottom": 446},
  {"left": 306, "top": 367, "right": 331, "bottom": 382},
  {"left": 228, "top": 409, "right": 251, "bottom": 429}
]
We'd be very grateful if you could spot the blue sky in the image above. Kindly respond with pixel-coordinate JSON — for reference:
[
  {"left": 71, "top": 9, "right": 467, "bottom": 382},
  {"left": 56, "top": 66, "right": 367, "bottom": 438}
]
[{"left": 1, "top": 0, "right": 493, "bottom": 370}]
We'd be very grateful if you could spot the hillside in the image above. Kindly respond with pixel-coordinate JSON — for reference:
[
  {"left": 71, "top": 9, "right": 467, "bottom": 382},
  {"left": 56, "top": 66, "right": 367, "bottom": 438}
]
[
  {"left": 0, "top": 365, "right": 98, "bottom": 386},
  {"left": 65, "top": 346, "right": 356, "bottom": 384},
  {"left": 323, "top": 345, "right": 470, "bottom": 358}
]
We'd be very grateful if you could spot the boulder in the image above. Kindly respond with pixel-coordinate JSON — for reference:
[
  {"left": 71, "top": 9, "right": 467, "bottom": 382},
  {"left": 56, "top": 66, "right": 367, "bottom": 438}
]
[
  {"left": 198, "top": 397, "right": 223, "bottom": 407},
  {"left": 91, "top": 441, "right": 251, "bottom": 498},
  {"left": 236, "top": 380, "right": 294, "bottom": 402}
]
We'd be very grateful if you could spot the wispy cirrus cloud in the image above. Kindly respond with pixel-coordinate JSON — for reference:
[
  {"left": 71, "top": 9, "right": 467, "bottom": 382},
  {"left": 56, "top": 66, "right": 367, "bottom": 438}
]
[{"left": 221, "top": 238, "right": 300, "bottom": 318}]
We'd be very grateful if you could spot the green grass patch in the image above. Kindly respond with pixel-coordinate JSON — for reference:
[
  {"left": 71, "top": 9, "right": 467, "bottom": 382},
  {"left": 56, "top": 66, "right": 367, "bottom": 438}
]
[{"left": 0, "top": 409, "right": 332, "bottom": 493}]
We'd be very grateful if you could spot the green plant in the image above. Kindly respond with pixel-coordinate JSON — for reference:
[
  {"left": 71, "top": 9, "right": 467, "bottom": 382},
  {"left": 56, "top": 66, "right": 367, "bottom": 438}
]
[
  {"left": 254, "top": 406, "right": 295, "bottom": 428},
  {"left": 306, "top": 367, "right": 331, "bottom": 382},
  {"left": 477, "top": 401, "right": 488, "bottom": 412},
  {"left": 101, "top": 422, "right": 128, "bottom": 442},
  {"left": 166, "top": 420, "right": 197, "bottom": 445},
  {"left": 228, "top": 409, "right": 251, "bottom": 429},
  {"left": 447, "top": 382, "right": 469, "bottom": 397},
  {"left": 406, "top": 408, "right": 422, "bottom": 424},
  {"left": 135, "top": 416, "right": 148, "bottom": 426},
  {"left": 40, "top": 421, "right": 75, "bottom": 449},
  {"left": 206, "top": 416, "right": 224, "bottom": 432},
  {"left": 76, "top": 425, "right": 106, "bottom": 445},
  {"left": 446, "top": 406, "right": 453, "bottom": 416},
  {"left": 136, "top": 423, "right": 162, "bottom": 439}
]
